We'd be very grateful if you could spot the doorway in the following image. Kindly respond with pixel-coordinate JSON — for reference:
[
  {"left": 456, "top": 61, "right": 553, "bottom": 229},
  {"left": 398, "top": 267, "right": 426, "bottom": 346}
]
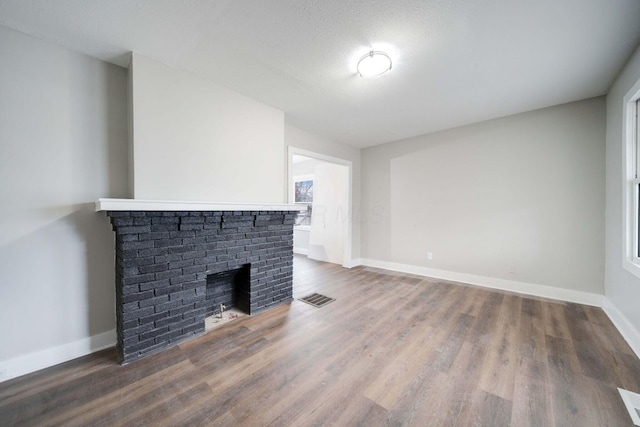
[{"left": 288, "top": 148, "right": 352, "bottom": 267}]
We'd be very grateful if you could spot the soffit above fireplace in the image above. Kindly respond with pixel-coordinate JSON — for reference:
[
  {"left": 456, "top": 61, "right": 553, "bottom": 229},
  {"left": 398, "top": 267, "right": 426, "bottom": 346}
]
[{"left": 95, "top": 198, "right": 306, "bottom": 212}]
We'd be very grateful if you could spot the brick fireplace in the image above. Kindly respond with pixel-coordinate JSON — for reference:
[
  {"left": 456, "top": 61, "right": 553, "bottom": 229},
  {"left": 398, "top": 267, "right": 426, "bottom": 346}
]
[{"left": 100, "top": 200, "right": 300, "bottom": 364}]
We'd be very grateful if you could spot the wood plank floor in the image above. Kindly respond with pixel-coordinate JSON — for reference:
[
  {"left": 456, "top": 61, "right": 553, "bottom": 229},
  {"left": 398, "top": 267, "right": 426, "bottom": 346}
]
[{"left": 1, "top": 255, "right": 639, "bottom": 426}]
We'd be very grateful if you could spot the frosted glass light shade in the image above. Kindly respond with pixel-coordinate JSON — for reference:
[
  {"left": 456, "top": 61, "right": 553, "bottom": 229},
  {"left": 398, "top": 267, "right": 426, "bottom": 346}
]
[{"left": 357, "top": 51, "right": 392, "bottom": 77}]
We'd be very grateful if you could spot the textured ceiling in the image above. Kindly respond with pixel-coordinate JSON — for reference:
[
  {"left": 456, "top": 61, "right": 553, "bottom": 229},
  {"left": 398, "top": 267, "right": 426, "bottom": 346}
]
[{"left": 1, "top": 0, "right": 640, "bottom": 148}]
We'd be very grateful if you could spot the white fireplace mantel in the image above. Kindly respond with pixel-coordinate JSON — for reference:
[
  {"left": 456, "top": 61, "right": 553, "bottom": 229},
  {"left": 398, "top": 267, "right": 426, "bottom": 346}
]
[{"left": 95, "top": 198, "right": 305, "bottom": 212}]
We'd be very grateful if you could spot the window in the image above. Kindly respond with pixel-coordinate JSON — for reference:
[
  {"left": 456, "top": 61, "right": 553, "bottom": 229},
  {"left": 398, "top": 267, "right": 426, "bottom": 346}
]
[
  {"left": 294, "top": 179, "right": 313, "bottom": 203},
  {"left": 623, "top": 83, "right": 640, "bottom": 278},
  {"left": 293, "top": 175, "right": 313, "bottom": 226}
]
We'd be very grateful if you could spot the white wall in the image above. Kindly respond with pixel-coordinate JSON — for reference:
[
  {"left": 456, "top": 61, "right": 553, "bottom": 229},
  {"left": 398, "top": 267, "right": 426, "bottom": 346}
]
[
  {"left": 292, "top": 157, "right": 323, "bottom": 177},
  {"left": 285, "top": 125, "right": 361, "bottom": 259},
  {"left": 605, "top": 44, "right": 640, "bottom": 342},
  {"left": 293, "top": 228, "right": 310, "bottom": 254},
  {"left": 131, "top": 54, "right": 285, "bottom": 203},
  {"left": 308, "top": 163, "right": 348, "bottom": 264},
  {"left": 0, "top": 26, "right": 128, "bottom": 380},
  {"left": 361, "top": 98, "right": 606, "bottom": 295}
]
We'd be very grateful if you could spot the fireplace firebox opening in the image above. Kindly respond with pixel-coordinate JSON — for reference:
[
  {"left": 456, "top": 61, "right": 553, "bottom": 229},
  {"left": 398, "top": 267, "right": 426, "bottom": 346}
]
[{"left": 204, "top": 264, "right": 250, "bottom": 331}]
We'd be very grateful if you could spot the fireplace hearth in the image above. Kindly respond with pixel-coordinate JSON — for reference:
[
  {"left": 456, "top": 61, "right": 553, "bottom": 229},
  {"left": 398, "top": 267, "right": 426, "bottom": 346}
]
[{"left": 105, "top": 207, "right": 299, "bottom": 364}]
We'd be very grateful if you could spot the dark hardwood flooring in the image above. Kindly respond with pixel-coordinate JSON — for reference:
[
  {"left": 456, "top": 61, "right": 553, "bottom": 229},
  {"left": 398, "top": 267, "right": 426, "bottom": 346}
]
[{"left": 1, "top": 255, "right": 639, "bottom": 426}]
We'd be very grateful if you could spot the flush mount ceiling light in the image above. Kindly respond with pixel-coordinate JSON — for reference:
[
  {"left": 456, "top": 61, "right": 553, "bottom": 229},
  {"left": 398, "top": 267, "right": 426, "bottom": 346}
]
[{"left": 357, "top": 50, "right": 392, "bottom": 77}]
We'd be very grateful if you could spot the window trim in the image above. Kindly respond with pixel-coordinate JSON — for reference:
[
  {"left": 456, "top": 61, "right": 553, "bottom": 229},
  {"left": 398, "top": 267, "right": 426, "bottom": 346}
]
[{"left": 622, "top": 80, "right": 640, "bottom": 279}]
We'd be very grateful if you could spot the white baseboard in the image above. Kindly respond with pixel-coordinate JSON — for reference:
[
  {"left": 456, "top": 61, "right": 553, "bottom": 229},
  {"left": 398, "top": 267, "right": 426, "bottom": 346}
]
[
  {"left": 343, "top": 257, "right": 363, "bottom": 269},
  {"left": 358, "top": 258, "right": 604, "bottom": 307},
  {"left": 293, "top": 247, "right": 308, "bottom": 255},
  {"left": 602, "top": 298, "right": 640, "bottom": 359},
  {"left": 0, "top": 329, "right": 115, "bottom": 383}
]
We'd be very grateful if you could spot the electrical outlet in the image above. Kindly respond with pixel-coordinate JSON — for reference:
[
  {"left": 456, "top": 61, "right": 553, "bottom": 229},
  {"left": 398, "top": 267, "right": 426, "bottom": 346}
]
[{"left": 427, "top": 252, "right": 433, "bottom": 261}]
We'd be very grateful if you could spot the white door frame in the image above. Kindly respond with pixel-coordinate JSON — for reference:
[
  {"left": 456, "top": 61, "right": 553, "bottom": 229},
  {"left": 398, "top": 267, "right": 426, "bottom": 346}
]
[{"left": 287, "top": 146, "right": 353, "bottom": 268}]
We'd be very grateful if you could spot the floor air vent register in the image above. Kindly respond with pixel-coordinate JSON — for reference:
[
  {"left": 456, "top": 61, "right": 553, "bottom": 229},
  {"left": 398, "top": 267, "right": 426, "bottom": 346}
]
[{"left": 299, "top": 293, "right": 335, "bottom": 308}]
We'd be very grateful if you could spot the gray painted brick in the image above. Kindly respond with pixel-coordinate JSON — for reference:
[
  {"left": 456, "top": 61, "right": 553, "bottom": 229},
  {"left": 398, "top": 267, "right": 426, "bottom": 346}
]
[
  {"left": 155, "top": 269, "right": 183, "bottom": 281},
  {"left": 180, "top": 224, "right": 205, "bottom": 231},
  {"left": 122, "top": 305, "right": 154, "bottom": 321},
  {"left": 118, "top": 225, "right": 151, "bottom": 234},
  {"left": 121, "top": 241, "right": 153, "bottom": 250},
  {"left": 138, "top": 247, "right": 169, "bottom": 258},
  {"left": 181, "top": 216, "right": 205, "bottom": 224},
  {"left": 139, "top": 294, "right": 169, "bottom": 308},
  {"left": 169, "top": 245, "right": 194, "bottom": 254},
  {"left": 122, "top": 322, "right": 154, "bottom": 339},
  {"left": 154, "top": 283, "right": 184, "bottom": 296},
  {"left": 121, "top": 257, "right": 155, "bottom": 268},
  {"left": 138, "top": 263, "right": 169, "bottom": 274},
  {"left": 169, "top": 304, "right": 195, "bottom": 316},
  {"left": 138, "top": 231, "right": 171, "bottom": 241},
  {"left": 169, "top": 259, "right": 195, "bottom": 269},
  {"left": 139, "top": 311, "right": 169, "bottom": 325},
  {"left": 155, "top": 328, "right": 184, "bottom": 343},
  {"left": 108, "top": 211, "right": 131, "bottom": 218},
  {"left": 155, "top": 313, "right": 183, "bottom": 328},
  {"left": 139, "top": 326, "right": 169, "bottom": 342},
  {"left": 122, "top": 290, "right": 154, "bottom": 304},
  {"left": 122, "top": 273, "right": 156, "bottom": 286},
  {"left": 154, "top": 298, "right": 183, "bottom": 313},
  {"left": 183, "top": 323, "right": 204, "bottom": 335},
  {"left": 182, "top": 265, "right": 205, "bottom": 275},
  {"left": 183, "top": 251, "right": 206, "bottom": 260},
  {"left": 139, "top": 279, "right": 170, "bottom": 292},
  {"left": 154, "top": 238, "right": 183, "bottom": 248},
  {"left": 154, "top": 254, "right": 183, "bottom": 264},
  {"left": 170, "top": 288, "right": 196, "bottom": 300},
  {"left": 133, "top": 217, "right": 152, "bottom": 225},
  {"left": 182, "top": 293, "right": 202, "bottom": 305},
  {"left": 108, "top": 209, "right": 297, "bottom": 363},
  {"left": 152, "top": 217, "right": 180, "bottom": 225},
  {"left": 170, "top": 274, "right": 197, "bottom": 285}
]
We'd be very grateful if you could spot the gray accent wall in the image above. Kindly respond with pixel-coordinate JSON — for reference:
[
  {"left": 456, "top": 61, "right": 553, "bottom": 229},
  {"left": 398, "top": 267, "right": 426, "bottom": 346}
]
[{"left": 361, "top": 97, "right": 606, "bottom": 294}]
